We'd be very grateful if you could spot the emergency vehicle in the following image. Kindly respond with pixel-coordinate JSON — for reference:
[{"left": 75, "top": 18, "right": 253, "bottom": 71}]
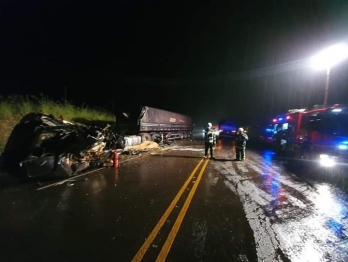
[{"left": 269, "top": 104, "right": 348, "bottom": 168}]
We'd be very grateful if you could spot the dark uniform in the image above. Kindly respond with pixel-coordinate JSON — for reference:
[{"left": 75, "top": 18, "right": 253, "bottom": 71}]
[
  {"left": 235, "top": 128, "right": 248, "bottom": 161},
  {"left": 204, "top": 123, "right": 216, "bottom": 159}
]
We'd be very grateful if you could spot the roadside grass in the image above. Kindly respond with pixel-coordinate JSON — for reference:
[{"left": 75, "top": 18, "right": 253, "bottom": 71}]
[{"left": 0, "top": 95, "right": 116, "bottom": 153}]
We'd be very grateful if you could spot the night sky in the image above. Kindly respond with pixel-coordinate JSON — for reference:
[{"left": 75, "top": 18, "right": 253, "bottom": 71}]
[{"left": 1, "top": 0, "right": 348, "bottom": 127}]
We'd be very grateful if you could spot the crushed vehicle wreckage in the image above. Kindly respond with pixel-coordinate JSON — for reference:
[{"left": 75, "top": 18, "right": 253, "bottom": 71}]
[{"left": 1, "top": 113, "right": 126, "bottom": 179}]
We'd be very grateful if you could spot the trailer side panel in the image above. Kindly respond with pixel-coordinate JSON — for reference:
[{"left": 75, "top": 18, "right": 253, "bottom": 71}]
[{"left": 139, "top": 106, "right": 193, "bottom": 132}]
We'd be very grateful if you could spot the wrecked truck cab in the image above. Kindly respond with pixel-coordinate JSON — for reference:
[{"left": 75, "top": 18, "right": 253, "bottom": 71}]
[{"left": 2, "top": 113, "right": 125, "bottom": 179}]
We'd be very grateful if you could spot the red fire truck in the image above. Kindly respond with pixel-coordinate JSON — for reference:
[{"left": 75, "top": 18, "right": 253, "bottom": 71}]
[{"left": 269, "top": 104, "right": 348, "bottom": 168}]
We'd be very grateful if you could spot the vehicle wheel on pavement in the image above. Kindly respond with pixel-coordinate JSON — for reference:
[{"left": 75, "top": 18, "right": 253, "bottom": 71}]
[
  {"left": 152, "top": 133, "right": 162, "bottom": 143},
  {"left": 141, "top": 133, "right": 152, "bottom": 142},
  {"left": 153, "top": 136, "right": 162, "bottom": 143}
]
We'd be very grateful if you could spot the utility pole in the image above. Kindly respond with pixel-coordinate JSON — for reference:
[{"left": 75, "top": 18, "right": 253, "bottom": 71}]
[{"left": 323, "top": 67, "right": 330, "bottom": 106}]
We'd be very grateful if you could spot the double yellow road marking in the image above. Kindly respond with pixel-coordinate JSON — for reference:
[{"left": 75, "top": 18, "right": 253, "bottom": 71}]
[{"left": 132, "top": 158, "right": 210, "bottom": 262}]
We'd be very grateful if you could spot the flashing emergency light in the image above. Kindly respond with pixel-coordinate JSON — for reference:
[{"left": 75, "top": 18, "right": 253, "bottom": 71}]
[
  {"left": 338, "top": 141, "right": 348, "bottom": 150},
  {"left": 272, "top": 113, "right": 293, "bottom": 124},
  {"left": 332, "top": 108, "right": 342, "bottom": 112}
]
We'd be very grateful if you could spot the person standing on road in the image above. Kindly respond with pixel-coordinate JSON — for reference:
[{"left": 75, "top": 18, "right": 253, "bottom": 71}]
[
  {"left": 235, "top": 127, "right": 248, "bottom": 161},
  {"left": 204, "top": 122, "right": 216, "bottom": 159}
]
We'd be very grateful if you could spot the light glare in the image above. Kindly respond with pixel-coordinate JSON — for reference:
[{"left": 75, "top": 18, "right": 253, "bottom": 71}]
[
  {"left": 310, "top": 43, "right": 348, "bottom": 70},
  {"left": 319, "top": 154, "right": 336, "bottom": 167}
]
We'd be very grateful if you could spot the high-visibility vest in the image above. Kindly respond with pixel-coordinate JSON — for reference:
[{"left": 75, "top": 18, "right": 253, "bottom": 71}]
[{"left": 205, "top": 128, "right": 215, "bottom": 143}]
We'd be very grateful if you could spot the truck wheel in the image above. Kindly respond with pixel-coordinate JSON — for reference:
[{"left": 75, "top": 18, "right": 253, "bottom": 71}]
[
  {"left": 152, "top": 133, "right": 162, "bottom": 143},
  {"left": 141, "top": 133, "right": 152, "bottom": 142},
  {"left": 154, "top": 136, "right": 162, "bottom": 143}
]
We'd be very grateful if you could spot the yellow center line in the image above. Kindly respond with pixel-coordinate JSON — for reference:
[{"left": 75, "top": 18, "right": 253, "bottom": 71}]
[
  {"left": 131, "top": 158, "right": 206, "bottom": 262},
  {"left": 155, "top": 159, "right": 209, "bottom": 262}
]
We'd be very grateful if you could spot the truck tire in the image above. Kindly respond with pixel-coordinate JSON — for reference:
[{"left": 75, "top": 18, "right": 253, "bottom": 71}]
[
  {"left": 154, "top": 136, "right": 162, "bottom": 143},
  {"left": 141, "top": 133, "right": 152, "bottom": 142},
  {"left": 152, "top": 133, "right": 162, "bottom": 143}
]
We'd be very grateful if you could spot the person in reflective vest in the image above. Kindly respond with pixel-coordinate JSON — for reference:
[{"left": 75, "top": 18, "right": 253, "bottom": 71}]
[
  {"left": 204, "top": 122, "right": 216, "bottom": 159},
  {"left": 235, "top": 127, "right": 248, "bottom": 161}
]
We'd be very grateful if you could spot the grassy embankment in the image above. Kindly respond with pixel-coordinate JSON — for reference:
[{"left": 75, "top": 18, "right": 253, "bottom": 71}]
[{"left": 0, "top": 95, "right": 116, "bottom": 154}]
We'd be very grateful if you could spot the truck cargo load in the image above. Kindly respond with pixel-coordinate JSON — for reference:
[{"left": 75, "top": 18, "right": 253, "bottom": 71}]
[{"left": 116, "top": 106, "right": 194, "bottom": 143}]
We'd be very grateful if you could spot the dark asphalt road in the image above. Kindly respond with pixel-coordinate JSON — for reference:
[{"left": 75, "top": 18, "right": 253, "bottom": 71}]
[{"left": 0, "top": 136, "right": 348, "bottom": 262}]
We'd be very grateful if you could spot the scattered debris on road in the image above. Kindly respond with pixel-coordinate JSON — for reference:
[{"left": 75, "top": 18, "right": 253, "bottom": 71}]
[{"left": 2, "top": 113, "right": 125, "bottom": 179}]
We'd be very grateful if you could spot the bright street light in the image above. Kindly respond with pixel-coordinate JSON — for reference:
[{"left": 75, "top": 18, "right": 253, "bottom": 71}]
[{"left": 310, "top": 43, "right": 348, "bottom": 106}]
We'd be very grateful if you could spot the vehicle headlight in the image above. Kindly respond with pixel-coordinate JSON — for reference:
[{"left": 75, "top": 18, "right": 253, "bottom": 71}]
[
  {"left": 319, "top": 154, "right": 336, "bottom": 167},
  {"left": 338, "top": 144, "right": 348, "bottom": 150}
]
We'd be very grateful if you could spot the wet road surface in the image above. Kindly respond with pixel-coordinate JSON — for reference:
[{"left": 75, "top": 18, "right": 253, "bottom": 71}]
[{"left": 0, "top": 137, "right": 348, "bottom": 262}]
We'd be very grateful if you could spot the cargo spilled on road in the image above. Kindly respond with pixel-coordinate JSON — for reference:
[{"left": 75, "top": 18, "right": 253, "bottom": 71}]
[{"left": 1, "top": 105, "right": 195, "bottom": 181}]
